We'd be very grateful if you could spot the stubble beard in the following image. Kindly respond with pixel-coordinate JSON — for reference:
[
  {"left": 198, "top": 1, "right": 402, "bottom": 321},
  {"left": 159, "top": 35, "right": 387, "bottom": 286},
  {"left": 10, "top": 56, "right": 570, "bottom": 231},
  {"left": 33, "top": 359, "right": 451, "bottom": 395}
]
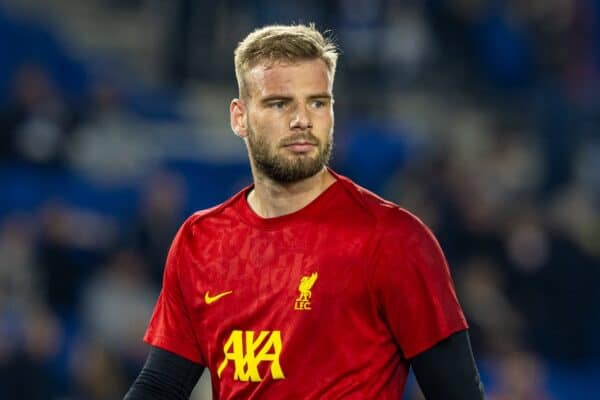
[{"left": 246, "top": 124, "right": 333, "bottom": 184}]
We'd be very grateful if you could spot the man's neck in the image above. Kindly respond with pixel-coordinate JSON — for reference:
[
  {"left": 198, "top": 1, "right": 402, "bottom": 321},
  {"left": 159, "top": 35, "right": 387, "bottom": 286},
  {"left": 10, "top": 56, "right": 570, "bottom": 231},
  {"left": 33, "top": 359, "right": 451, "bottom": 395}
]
[{"left": 247, "top": 168, "right": 337, "bottom": 218}]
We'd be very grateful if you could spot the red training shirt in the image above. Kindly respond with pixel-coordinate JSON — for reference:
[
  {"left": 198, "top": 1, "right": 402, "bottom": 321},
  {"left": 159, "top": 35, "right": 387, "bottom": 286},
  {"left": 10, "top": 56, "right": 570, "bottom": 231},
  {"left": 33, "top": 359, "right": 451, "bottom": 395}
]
[{"left": 144, "top": 169, "right": 467, "bottom": 399}]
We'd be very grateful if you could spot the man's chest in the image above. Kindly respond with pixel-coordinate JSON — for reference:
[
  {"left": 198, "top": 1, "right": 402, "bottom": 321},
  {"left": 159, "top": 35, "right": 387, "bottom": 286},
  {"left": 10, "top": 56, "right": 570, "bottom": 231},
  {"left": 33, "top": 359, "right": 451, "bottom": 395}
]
[
  {"left": 180, "top": 224, "right": 383, "bottom": 381},
  {"left": 185, "top": 220, "right": 372, "bottom": 304},
  {"left": 189, "top": 226, "right": 373, "bottom": 323}
]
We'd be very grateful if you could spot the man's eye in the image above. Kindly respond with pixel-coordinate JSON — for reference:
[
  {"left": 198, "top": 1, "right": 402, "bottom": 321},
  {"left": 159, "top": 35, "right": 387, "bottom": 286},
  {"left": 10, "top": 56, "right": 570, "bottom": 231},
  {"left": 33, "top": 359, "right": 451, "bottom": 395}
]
[
  {"left": 270, "top": 101, "right": 286, "bottom": 109},
  {"left": 312, "top": 100, "right": 327, "bottom": 108}
]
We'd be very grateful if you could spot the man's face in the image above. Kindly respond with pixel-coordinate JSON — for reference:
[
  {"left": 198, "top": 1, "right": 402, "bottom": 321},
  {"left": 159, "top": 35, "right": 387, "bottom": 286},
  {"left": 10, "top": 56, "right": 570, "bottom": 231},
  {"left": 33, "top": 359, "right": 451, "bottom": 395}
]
[{"left": 238, "top": 59, "right": 334, "bottom": 183}]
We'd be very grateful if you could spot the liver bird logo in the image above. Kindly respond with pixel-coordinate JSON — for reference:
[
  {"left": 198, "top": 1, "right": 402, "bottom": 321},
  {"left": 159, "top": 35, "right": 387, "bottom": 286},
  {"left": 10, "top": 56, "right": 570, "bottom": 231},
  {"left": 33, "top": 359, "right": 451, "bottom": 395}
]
[{"left": 297, "top": 272, "right": 318, "bottom": 303}]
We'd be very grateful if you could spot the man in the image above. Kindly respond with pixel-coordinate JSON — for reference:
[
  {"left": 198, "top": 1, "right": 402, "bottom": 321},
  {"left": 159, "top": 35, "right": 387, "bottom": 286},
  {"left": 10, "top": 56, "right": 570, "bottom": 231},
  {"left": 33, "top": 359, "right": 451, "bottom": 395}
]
[{"left": 125, "top": 24, "right": 485, "bottom": 399}]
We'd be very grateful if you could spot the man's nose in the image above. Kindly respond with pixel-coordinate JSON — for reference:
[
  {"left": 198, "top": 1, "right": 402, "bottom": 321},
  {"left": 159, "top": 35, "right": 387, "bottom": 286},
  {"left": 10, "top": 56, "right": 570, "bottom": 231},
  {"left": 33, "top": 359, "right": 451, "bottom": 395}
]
[{"left": 290, "top": 104, "right": 312, "bottom": 129}]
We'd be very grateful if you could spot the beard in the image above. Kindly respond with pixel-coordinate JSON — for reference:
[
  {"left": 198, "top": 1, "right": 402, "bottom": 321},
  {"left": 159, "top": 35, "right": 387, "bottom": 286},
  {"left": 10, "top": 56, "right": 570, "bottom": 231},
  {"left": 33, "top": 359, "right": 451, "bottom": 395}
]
[{"left": 246, "top": 123, "right": 333, "bottom": 184}]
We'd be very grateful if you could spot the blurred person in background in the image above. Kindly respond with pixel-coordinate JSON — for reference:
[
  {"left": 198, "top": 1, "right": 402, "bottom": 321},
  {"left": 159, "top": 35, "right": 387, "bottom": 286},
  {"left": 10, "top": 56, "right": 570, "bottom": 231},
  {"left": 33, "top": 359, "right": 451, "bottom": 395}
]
[
  {"left": 66, "top": 80, "right": 155, "bottom": 183},
  {"left": 125, "top": 23, "right": 484, "bottom": 400},
  {"left": 127, "top": 170, "right": 188, "bottom": 286},
  {"left": 70, "top": 336, "right": 128, "bottom": 400},
  {"left": 487, "top": 350, "right": 552, "bottom": 400},
  {"left": 37, "top": 201, "right": 119, "bottom": 316},
  {"left": 0, "top": 64, "right": 79, "bottom": 167},
  {"left": 80, "top": 248, "right": 157, "bottom": 378},
  {"left": 0, "top": 215, "right": 64, "bottom": 399}
]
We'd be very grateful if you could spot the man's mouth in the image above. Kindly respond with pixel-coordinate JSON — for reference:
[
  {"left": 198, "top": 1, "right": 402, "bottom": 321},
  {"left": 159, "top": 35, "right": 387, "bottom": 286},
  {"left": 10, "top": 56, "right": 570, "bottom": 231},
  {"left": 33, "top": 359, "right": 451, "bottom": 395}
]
[{"left": 282, "top": 141, "right": 318, "bottom": 152}]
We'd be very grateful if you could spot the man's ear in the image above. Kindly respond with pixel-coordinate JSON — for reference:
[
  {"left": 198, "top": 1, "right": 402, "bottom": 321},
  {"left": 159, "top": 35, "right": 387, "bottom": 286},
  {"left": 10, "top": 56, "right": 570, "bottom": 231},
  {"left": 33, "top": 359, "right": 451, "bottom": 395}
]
[{"left": 230, "top": 98, "right": 248, "bottom": 138}]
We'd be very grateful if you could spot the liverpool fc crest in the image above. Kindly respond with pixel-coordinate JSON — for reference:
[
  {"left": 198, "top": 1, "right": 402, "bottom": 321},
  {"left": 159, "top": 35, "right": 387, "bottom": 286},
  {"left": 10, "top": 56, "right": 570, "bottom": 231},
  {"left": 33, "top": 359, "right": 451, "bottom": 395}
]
[{"left": 294, "top": 272, "right": 318, "bottom": 310}]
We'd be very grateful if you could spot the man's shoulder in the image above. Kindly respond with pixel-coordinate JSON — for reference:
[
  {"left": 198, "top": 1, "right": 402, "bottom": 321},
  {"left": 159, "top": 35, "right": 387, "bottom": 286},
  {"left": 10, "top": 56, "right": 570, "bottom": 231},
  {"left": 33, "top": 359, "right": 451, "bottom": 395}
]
[
  {"left": 179, "top": 185, "right": 250, "bottom": 232},
  {"left": 335, "top": 173, "right": 423, "bottom": 232}
]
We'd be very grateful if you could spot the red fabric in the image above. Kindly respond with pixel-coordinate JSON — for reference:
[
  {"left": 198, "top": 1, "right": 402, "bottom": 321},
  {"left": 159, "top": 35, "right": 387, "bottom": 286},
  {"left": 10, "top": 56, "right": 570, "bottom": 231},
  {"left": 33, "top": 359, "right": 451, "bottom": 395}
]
[{"left": 144, "top": 170, "right": 467, "bottom": 399}]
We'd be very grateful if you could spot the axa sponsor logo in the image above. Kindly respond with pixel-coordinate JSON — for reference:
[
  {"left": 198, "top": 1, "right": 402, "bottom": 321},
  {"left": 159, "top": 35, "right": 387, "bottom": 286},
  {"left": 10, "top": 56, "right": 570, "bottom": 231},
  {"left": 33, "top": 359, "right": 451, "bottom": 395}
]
[{"left": 218, "top": 330, "right": 285, "bottom": 382}]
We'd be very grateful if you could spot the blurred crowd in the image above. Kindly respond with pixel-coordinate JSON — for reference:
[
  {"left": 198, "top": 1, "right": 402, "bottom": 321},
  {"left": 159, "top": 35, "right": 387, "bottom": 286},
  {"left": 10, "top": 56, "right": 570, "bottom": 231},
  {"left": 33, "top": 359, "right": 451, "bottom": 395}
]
[{"left": 1, "top": 0, "right": 599, "bottom": 399}]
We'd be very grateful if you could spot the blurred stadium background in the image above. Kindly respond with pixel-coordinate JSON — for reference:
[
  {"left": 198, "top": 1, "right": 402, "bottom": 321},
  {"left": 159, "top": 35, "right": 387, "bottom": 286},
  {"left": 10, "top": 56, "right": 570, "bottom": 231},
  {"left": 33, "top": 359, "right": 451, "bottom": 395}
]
[{"left": 0, "top": 0, "right": 599, "bottom": 399}]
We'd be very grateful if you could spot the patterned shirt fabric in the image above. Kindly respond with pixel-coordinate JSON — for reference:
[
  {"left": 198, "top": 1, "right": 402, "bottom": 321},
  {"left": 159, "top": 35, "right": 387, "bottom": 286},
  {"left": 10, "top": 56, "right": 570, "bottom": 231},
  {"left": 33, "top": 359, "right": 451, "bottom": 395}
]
[{"left": 144, "top": 169, "right": 467, "bottom": 399}]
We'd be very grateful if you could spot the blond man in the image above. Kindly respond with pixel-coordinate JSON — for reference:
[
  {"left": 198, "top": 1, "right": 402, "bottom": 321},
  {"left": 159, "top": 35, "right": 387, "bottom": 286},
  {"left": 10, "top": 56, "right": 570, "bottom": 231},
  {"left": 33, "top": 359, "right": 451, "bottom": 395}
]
[{"left": 125, "top": 24, "right": 484, "bottom": 399}]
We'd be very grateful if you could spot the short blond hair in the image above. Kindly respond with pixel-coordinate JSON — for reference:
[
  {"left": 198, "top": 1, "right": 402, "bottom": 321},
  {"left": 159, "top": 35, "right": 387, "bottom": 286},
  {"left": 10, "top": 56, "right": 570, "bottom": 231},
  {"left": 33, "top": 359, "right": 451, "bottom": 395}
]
[{"left": 234, "top": 24, "right": 338, "bottom": 99}]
